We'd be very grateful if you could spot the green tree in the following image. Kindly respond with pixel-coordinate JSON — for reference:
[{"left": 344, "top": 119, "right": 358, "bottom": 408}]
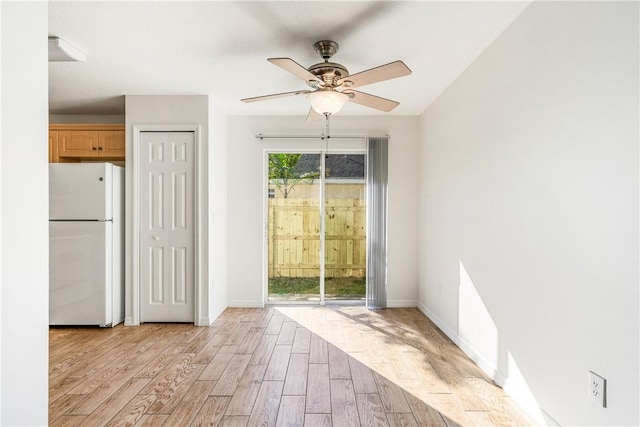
[{"left": 268, "top": 154, "right": 319, "bottom": 198}]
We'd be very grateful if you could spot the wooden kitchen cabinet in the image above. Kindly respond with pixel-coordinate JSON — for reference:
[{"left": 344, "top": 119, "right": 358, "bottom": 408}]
[
  {"left": 99, "top": 130, "right": 125, "bottom": 158},
  {"left": 49, "top": 124, "right": 125, "bottom": 162},
  {"left": 58, "top": 130, "right": 99, "bottom": 158},
  {"left": 49, "top": 131, "right": 59, "bottom": 162}
]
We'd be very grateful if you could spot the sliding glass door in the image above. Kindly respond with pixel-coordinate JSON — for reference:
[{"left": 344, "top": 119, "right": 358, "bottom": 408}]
[
  {"left": 324, "top": 154, "right": 366, "bottom": 301},
  {"left": 266, "top": 151, "right": 366, "bottom": 303}
]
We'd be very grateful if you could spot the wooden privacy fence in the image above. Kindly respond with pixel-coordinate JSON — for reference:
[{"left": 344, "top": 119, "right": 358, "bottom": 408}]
[{"left": 268, "top": 198, "right": 366, "bottom": 278}]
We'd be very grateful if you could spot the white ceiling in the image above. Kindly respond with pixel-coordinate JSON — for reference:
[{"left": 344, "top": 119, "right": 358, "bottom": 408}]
[{"left": 48, "top": 1, "right": 532, "bottom": 117}]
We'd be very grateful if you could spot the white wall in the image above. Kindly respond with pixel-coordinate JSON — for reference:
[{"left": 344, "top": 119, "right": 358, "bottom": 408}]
[
  {"left": 227, "top": 115, "right": 419, "bottom": 307},
  {"left": 49, "top": 114, "right": 124, "bottom": 124},
  {"left": 0, "top": 2, "right": 50, "bottom": 425},
  {"left": 418, "top": 2, "right": 639, "bottom": 425},
  {"left": 125, "top": 95, "right": 219, "bottom": 325},
  {"left": 208, "top": 98, "right": 228, "bottom": 321}
]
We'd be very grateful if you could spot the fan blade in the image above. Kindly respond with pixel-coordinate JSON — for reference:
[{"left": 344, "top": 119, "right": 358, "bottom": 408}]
[
  {"left": 241, "top": 90, "right": 311, "bottom": 103},
  {"left": 337, "top": 60, "right": 411, "bottom": 88},
  {"left": 268, "top": 58, "right": 322, "bottom": 85},
  {"left": 306, "top": 107, "right": 324, "bottom": 122},
  {"left": 343, "top": 90, "right": 399, "bottom": 112}
]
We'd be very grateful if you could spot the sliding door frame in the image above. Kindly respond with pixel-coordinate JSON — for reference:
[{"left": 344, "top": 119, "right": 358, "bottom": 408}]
[{"left": 263, "top": 147, "right": 367, "bottom": 306}]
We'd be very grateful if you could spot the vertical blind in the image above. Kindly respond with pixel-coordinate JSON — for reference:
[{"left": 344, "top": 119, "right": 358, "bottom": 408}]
[{"left": 366, "top": 137, "right": 388, "bottom": 309}]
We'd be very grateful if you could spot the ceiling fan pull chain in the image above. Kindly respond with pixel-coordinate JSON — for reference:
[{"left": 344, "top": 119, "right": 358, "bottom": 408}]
[{"left": 324, "top": 113, "right": 331, "bottom": 156}]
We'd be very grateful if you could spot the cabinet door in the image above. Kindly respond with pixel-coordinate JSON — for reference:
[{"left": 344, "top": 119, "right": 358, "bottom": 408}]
[
  {"left": 98, "top": 130, "right": 125, "bottom": 158},
  {"left": 58, "top": 131, "right": 99, "bottom": 158},
  {"left": 49, "top": 131, "right": 59, "bottom": 162}
]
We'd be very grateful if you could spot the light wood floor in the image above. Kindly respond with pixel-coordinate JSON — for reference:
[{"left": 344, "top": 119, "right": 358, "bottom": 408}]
[{"left": 49, "top": 306, "right": 535, "bottom": 426}]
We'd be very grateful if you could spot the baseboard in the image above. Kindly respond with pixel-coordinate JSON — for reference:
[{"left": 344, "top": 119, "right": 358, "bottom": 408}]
[
  {"left": 124, "top": 317, "right": 138, "bottom": 326},
  {"left": 386, "top": 299, "right": 418, "bottom": 308},
  {"left": 208, "top": 304, "right": 227, "bottom": 325},
  {"left": 417, "top": 301, "right": 459, "bottom": 342},
  {"left": 416, "top": 301, "right": 503, "bottom": 384},
  {"left": 227, "top": 300, "right": 264, "bottom": 308},
  {"left": 541, "top": 408, "right": 560, "bottom": 426},
  {"left": 196, "top": 318, "right": 210, "bottom": 326}
]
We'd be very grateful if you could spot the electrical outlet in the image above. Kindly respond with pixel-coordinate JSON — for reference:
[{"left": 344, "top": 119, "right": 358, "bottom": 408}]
[{"left": 589, "top": 371, "right": 607, "bottom": 408}]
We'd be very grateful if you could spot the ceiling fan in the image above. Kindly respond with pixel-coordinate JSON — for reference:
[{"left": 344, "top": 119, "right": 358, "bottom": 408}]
[{"left": 241, "top": 40, "right": 412, "bottom": 119}]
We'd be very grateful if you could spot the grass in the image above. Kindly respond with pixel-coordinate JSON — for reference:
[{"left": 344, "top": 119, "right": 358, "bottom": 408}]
[{"left": 269, "top": 276, "right": 366, "bottom": 297}]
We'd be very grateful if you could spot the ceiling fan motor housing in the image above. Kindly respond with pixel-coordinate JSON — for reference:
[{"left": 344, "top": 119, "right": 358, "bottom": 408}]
[
  {"left": 308, "top": 40, "right": 350, "bottom": 87},
  {"left": 308, "top": 61, "right": 349, "bottom": 86}
]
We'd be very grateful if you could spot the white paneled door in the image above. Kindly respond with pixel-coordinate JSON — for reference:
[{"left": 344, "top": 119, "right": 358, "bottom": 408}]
[{"left": 140, "top": 131, "right": 195, "bottom": 322}]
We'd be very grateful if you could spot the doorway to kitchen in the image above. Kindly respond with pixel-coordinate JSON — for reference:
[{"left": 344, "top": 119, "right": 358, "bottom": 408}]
[{"left": 266, "top": 150, "right": 367, "bottom": 305}]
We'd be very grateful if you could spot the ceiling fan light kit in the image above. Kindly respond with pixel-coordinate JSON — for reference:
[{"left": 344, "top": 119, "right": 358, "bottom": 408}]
[
  {"left": 309, "top": 90, "right": 349, "bottom": 115},
  {"left": 241, "top": 40, "right": 411, "bottom": 118}
]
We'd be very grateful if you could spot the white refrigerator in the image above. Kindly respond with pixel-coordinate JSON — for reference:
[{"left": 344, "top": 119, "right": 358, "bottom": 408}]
[{"left": 49, "top": 163, "right": 124, "bottom": 327}]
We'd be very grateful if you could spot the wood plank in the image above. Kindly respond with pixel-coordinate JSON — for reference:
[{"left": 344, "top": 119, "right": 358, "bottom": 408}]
[
  {"left": 328, "top": 343, "right": 351, "bottom": 379},
  {"left": 225, "top": 321, "right": 252, "bottom": 346},
  {"left": 210, "top": 354, "right": 251, "bottom": 396},
  {"left": 403, "top": 393, "right": 447, "bottom": 427},
  {"left": 49, "top": 377, "right": 86, "bottom": 404},
  {"left": 306, "top": 364, "right": 330, "bottom": 414},
  {"left": 427, "top": 394, "right": 472, "bottom": 426},
  {"left": 283, "top": 353, "right": 309, "bottom": 395},
  {"left": 161, "top": 380, "right": 215, "bottom": 426},
  {"left": 330, "top": 379, "right": 360, "bottom": 426},
  {"left": 309, "top": 334, "right": 328, "bottom": 363},
  {"left": 103, "top": 394, "right": 157, "bottom": 427},
  {"left": 326, "top": 319, "right": 345, "bottom": 344},
  {"left": 225, "top": 364, "right": 268, "bottom": 416},
  {"left": 192, "top": 333, "right": 227, "bottom": 364},
  {"left": 198, "top": 346, "right": 239, "bottom": 381},
  {"left": 247, "top": 381, "right": 284, "bottom": 426},
  {"left": 277, "top": 321, "right": 298, "bottom": 345},
  {"left": 292, "top": 327, "right": 311, "bottom": 353},
  {"left": 183, "top": 327, "right": 222, "bottom": 354},
  {"left": 342, "top": 325, "right": 367, "bottom": 353},
  {"left": 146, "top": 362, "right": 206, "bottom": 414},
  {"left": 387, "top": 413, "right": 419, "bottom": 426},
  {"left": 140, "top": 353, "right": 196, "bottom": 394},
  {"left": 49, "top": 394, "right": 88, "bottom": 424},
  {"left": 68, "top": 364, "right": 144, "bottom": 415},
  {"left": 373, "top": 372, "right": 411, "bottom": 413},
  {"left": 356, "top": 393, "right": 389, "bottom": 427},
  {"left": 304, "top": 413, "right": 331, "bottom": 427},
  {"left": 133, "top": 414, "right": 169, "bottom": 426},
  {"left": 275, "top": 395, "right": 305, "bottom": 426},
  {"left": 264, "top": 345, "right": 292, "bottom": 381},
  {"left": 249, "top": 335, "right": 278, "bottom": 365},
  {"left": 66, "top": 358, "right": 133, "bottom": 396},
  {"left": 219, "top": 415, "right": 249, "bottom": 427},
  {"left": 348, "top": 356, "right": 378, "bottom": 394},
  {"left": 49, "top": 415, "right": 87, "bottom": 427},
  {"left": 265, "top": 314, "right": 285, "bottom": 335},
  {"left": 237, "top": 327, "right": 266, "bottom": 355},
  {"left": 133, "top": 343, "right": 189, "bottom": 379},
  {"left": 78, "top": 377, "right": 150, "bottom": 425},
  {"left": 190, "top": 395, "right": 231, "bottom": 427}
]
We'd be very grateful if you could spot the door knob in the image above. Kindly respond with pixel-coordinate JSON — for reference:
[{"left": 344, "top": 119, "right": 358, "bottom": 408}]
[{"left": 152, "top": 236, "right": 160, "bottom": 241}]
